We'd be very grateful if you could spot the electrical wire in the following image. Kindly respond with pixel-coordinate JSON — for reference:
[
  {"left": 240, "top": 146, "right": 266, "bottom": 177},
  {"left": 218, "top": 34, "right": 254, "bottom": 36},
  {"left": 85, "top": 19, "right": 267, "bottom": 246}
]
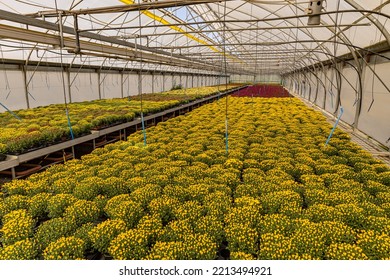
[
  {"left": 368, "top": 1, "right": 387, "bottom": 112},
  {"left": 55, "top": 0, "right": 74, "bottom": 140},
  {"left": 333, "top": 0, "right": 343, "bottom": 112},
  {"left": 15, "top": 0, "right": 52, "bottom": 9},
  {"left": 223, "top": 0, "right": 229, "bottom": 155},
  {"left": 138, "top": 0, "right": 147, "bottom": 147}
]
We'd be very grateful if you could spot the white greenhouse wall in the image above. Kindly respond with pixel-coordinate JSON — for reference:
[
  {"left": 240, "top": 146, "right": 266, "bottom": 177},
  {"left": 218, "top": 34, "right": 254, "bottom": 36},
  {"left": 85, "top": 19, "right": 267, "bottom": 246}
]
[
  {"left": 193, "top": 76, "right": 199, "bottom": 88},
  {"left": 0, "top": 70, "right": 28, "bottom": 112},
  {"left": 304, "top": 73, "right": 314, "bottom": 103},
  {"left": 285, "top": 58, "right": 390, "bottom": 147},
  {"left": 324, "top": 68, "right": 337, "bottom": 114},
  {"left": 301, "top": 80, "right": 311, "bottom": 100},
  {"left": 121, "top": 73, "right": 133, "bottom": 97},
  {"left": 359, "top": 63, "right": 390, "bottom": 145},
  {"left": 70, "top": 72, "right": 99, "bottom": 102},
  {"left": 141, "top": 74, "right": 153, "bottom": 94},
  {"left": 172, "top": 75, "right": 179, "bottom": 88},
  {"left": 153, "top": 74, "right": 164, "bottom": 93},
  {"left": 27, "top": 71, "right": 66, "bottom": 108},
  {"left": 100, "top": 73, "right": 121, "bottom": 99},
  {"left": 316, "top": 71, "right": 326, "bottom": 108},
  {"left": 163, "top": 74, "right": 173, "bottom": 91},
  {"left": 184, "top": 75, "right": 190, "bottom": 87},
  {"left": 339, "top": 66, "right": 359, "bottom": 126}
]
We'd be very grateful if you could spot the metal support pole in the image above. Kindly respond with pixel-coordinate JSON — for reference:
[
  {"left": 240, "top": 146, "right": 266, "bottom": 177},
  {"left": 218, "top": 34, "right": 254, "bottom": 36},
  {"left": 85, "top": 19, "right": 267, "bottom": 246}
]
[
  {"left": 71, "top": 146, "right": 75, "bottom": 159},
  {"left": 333, "top": 63, "right": 343, "bottom": 115},
  {"left": 151, "top": 73, "right": 155, "bottom": 93},
  {"left": 120, "top": 71, "right": 124, "bottom": 98},
  {"left": 353, "top": 56, "right": 365, "bottom": 130},
  {"left": 67, "top": 68, "right": 72, "bottom": 103},
  {"left": 314, "top": 71, "right": 320, "bottom": 105},
  {"left": 162, "top": 73, "right": 165, "bottom": 92},
  {"left": 138, "top": 71, "right": 142, "bottom": 94},
  {"left": 97, "top": 70, "right": 102, "bottom": 99},
  {"left": 73, "top": 14, "right": 80, "bottom": 54},
  {"left": 21, "top": 65, "right": 30, "bottom": 109},
  {"left": 322, "top": 69, "right": 327, "bottom": 109},
  {"left": 11, "top": 167, "right": 16, "bottom": 180}
]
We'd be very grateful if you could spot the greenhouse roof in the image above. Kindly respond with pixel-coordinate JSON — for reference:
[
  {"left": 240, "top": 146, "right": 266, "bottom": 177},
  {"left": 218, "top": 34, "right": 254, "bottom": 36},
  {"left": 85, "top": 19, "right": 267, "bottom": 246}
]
[{"left": 0, "top": 0, "right": 389, "bottom": 75}]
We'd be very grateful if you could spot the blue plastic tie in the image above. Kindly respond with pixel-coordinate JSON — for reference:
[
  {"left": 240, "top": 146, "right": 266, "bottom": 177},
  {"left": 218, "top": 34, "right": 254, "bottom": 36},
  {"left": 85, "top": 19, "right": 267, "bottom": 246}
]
[
  {"left": 225, "top": 118, "right": 229, "bottom": 154},
  {"left": 65, "top": 108, "right": 75, "bottom": 140},
  {"left": 141, "top": 112, "right": 147, "bottom": 146},
  {"left": 325, "top": 106, "right": 344, "bottom": 146},
  {"left": 0, "top": 102, "right": 22, "bottom": 121}
]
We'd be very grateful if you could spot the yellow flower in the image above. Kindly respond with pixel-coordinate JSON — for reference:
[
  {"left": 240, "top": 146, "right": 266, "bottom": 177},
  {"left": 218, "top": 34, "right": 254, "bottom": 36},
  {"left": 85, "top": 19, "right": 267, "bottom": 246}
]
[
  {"left": 89, "top": 219, "right": 127, "bottom": 253},
  {"left": 43, "top": 236, "right": 85, "bottom": 260}
]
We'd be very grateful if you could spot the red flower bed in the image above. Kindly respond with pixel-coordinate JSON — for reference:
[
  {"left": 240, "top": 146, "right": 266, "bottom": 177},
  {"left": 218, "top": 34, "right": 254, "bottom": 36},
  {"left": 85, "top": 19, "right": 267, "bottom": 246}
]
[{"left": 231, "top": 84, "right": 291, "bottom": 98}]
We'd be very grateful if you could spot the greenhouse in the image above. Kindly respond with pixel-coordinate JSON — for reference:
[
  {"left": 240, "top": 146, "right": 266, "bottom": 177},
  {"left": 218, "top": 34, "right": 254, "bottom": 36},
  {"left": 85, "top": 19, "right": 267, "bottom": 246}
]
[{"left": 0, "top": 0, "right": 390, "bottom": 263}]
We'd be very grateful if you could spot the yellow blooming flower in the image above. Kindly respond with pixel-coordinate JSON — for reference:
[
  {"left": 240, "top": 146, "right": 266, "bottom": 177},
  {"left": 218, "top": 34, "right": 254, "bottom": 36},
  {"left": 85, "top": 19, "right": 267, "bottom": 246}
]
[
  {"left": 1, "top": 96, "right": 389, "bottom": 260},
  {"left": 0, "top": 239, "right": 37, "bottom": 260},
  {"left": 43, "top": 236, "right": 85, "bottom": 260},
  {"left": 325, "top": 243, "right": 368, "bottom": 260},
  {"left": 89, "top": 219, "right": 127, "bottom": 253},
  {"left": 1, "top": 209, "right": 35, "bottom": 246}
]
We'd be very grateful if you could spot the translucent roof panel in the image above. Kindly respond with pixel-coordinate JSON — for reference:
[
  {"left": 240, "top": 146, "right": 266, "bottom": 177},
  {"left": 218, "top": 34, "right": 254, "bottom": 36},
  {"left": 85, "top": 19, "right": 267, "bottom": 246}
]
[{"left": 0, "top": 0, "right": 389, "bottom": 75}]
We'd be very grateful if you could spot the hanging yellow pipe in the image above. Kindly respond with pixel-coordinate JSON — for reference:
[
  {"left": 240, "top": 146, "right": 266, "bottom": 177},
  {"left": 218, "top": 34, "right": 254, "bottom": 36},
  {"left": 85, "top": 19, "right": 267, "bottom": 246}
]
[{"left": 120, "top": 0, "right": 239, "bottom": 62}]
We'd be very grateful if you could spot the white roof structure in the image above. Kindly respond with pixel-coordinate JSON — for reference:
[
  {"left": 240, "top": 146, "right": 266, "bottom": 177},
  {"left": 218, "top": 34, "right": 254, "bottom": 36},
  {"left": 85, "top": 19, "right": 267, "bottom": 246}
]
[{"left": 0, "top": 0, "right": 388, "bottom": 76}]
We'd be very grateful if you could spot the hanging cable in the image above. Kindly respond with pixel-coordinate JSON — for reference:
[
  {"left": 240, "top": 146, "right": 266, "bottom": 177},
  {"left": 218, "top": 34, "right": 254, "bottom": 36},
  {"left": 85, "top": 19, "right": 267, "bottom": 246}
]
[
  {"left": 23, "top": 1, "right": 83, "bottom": 100},
  {"left": 0, "top": 49, "right": 11, "bottom": 94},
  {"left": 55, "top": 0, "right": 74, "bottom": 140},
  {"left": 368, "top": 9, "right": 387, "bottom": 112},
  {"left": 252, "top": 4, "right": 258, "bottom": 103},
  {"left": 183, "top": 3, "right": 189, "bottom": 100},
  {"left": 293, "top": 0, "right": 299, "bottom": 77},
  {"left": 216, "top": 2, "right": 222, "bottom": 99},
  {"left": 222, "top": 0, "right": 229, "bottom": 155},
  {"left": 0, "top": 46, "right": 14, "bottom": 109},
  {"left": 137, "top": 1, "right": 147, "bottom": 147},
  {"left": 333, "top": 0, "right": 343, "bottom": 112},
  {"left": 324, "top": 0, "right": 344, "bottom": 145}
]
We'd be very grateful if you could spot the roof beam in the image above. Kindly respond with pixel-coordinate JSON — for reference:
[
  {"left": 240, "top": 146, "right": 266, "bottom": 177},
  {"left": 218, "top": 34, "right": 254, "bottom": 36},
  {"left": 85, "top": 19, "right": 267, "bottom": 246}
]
[
  {"left": 80, "top": 9, "right": 390, "bottom": 32},
  {"left": 0, "top": 9, "right": 221, "bottom": 72},
  {"left": 0, "top": 23, "right": 223, "bottom": 72},
  {"left": 122, "top": 23, "right": 370, "bottom": 38},
  {"left": 0, "top": 57, "right": 226, "bottom": 76},
  {"left": 26, "top": 0, "right": 230, "bottom": 17},
  {"left": 345, "top": 0, "right": 390, "bottom": 45}
]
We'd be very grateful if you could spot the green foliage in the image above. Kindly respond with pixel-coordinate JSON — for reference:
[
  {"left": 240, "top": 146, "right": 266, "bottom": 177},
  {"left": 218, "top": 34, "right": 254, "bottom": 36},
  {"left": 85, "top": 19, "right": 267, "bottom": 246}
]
[
  {"left": 28, "top": 193, "right": 52, "bottom": 219},
  {"left": 63, "top": 200, "right": 100, "bottom": 226},
  {"left": 43, "top": 237, "right": 85, "bottom": 260},
  {"left": 1, "top": 210, "right": 35, "bottom": 246},
  {"left": 89, "top": 220, "right": 127, "bottom": 253},
  {"left": 34, "top": 217, "right": 77, "bottom": 252},
  {"left": 47, "top": 194, "right": 78, "bottom": 218},
  {"left": 108, "top": 229, "right": 149, "bottom": 260},
  {"left": 0, "top": 239, "right": 38, "bottom": 260}
]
